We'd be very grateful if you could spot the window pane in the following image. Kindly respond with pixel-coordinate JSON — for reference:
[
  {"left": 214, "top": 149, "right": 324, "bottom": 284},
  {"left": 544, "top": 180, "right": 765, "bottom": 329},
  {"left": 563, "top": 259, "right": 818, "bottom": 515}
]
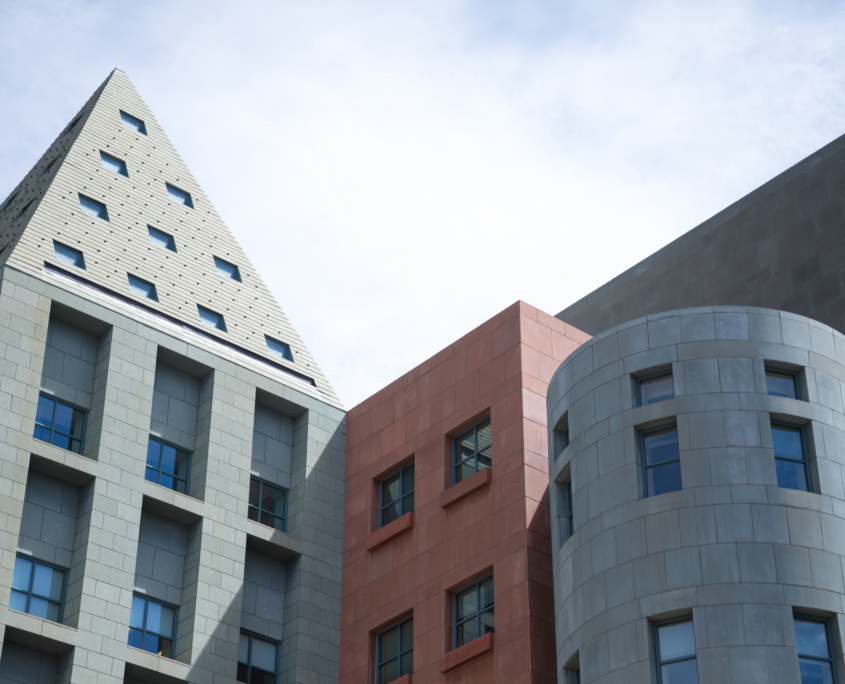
[
  {"left": 146, "top": 439, "right": 162, "bottom": 468},
  {"left": 776, "top": 459, "right": 808, "bottom": 491},
  {"left": 128, "top": 628, "right": 143, "bottom": 649},
  {"left": 143, "top": 633, "right": 161, "bottom": 654},
  {"left": 128, "top": 274, "right": 156, "bottom": 299},
  {"left": 238, "top": 632, "right": 249, "bottom": 663},
  {"left": 33, "top": 425, "right": 52, "bottom": 443},
  {"left": 382, "top": 473, "right": 401, "bottom": 505},
  {"left": 260, "top": 511, "right": 285, "bottom": 531},
  {"left": 166, "top": 184, "right": 192, "bottom": 207},
  {"left": 402, "top": 464, "right": 415, "bottom": 493},
  {"left": 379, "top": 626, "right": 399, "bottom": 660},
  {"left": 382, "top": 502, "right": 401, "bottom": 525},
  {"left": 160, "top": 474, "right": 175, "bottom": 491},
  {"left": 145, "top": 600, "right": 162, "bottom": 632},
  {"left": 661, "top": 659, "right": 699, "bottom": 684},
  {"left": 32, "top": 563, "right": 62, "bottom": 601},
  {"left": 379, "top": 660, "right": 398, "bottom": 683},
  {"left": 403, "top": 491, "right": 415, "bottom": 515},
  {"left": 767, "top": 371, "right": 798, "bottom": 399},
  {"left": 236, "top": 663, "right": 249, "bottom": 683},
  {"left": 773, "top": 426, "right": 803, "bottom": 460},
  {"left": 456, "top": 619, "right": 478, "bottom": 647},
  {"left": 70, "top": 408, "right": 85, "bottom": 439},
  {"left": 456, "top": 460, "right": 476, "bottom": 483},
  {"left": 799, "top": 658, "right": 835, "bottom": 684},
  {"left": 400, "top": 619, "right": 413, "bottom": 651},
  {"left": 249, "top": 479, "right": 261, "bottom": 506},
  {"left": 46, "top": 601, "right": 61, "bottom": 622},
  {"left": 250, "top": 670, "right": 275, "bottom": 684},
  {"left": 479, "top": 577, "right": 494, "bottom": 609},
  {"left": 100, "top": 152, "right": 127, "bottom": 176},
  {"left": 12, "top": 557, "right": 32, "bottom": 591},
  {"left": 644, "top": 428, "right": 679, "bottom": 466},
  {"left": 477, "top": 451, "right": 492, "bottom": 470},
  {"left": 79, "top": 195, "right": 105, "bottom": 218},
  {"left": 9, "top": 590, "right": 28, "bottom": 612},
  {"left": 251, "top": 636, "right": 276, "bottom": 670},
  {"left": 658, "top": 621, "right": 696, "bottom": 660},
  {"left": 456, "top": 586, "right": 477, "bottom": 621},
  {"left": 640, "top": 375, "right": 674, "bottom": 405},
  {"left": 174, "top": 450, "right": 189, "bottom": 478},
  {"left": 130, "top": 595, "right": 146, "bottom": 628},
  {"left": 175, "top": 479, "right": 187, "bottom": 494},
  {"left": 457, "top": 429, "right": 475, "bottom": 460},
  {"left": 145, "top": 468, "right": 159, "bottom": 484},
  {"left": 647, "top": 461, "right": 683, "bottom": 497},
  {"left": 29, "top": 596, "right": 49, "bottom": 619},
  {"left": 476, "top": 420, "right": 491, "bottom": 452},
  {"left": 54, "top": 402, "right": 75, "bottom": 435},
  {"left": 35, "top": 395, "right": 54, "bottom": 428},
  {"left": 199, "top": 307, "right": 222, "bottom": 328},
  {"left": 266, "top": 336, "right": 293, "bottom": 361},
  {"left": 481, "top": 609, "right": 495, "bottom": 634},
  {"left": 158, "top": 637, "right": 173, "bottom": 657},
  {"left": 795, "top": 620, "right": 830, "bottom": 658},
  {"left": 161, "top": 444, "right": 177, "bottom": 474},
  {"left": 158, "top": 605, "right": 175, "bottom": 637},
  {"left": 51, "top": 433, "right": 71, "bottom": 450},
  {"left": 148, "top": 226, "right": 174, "bottom": 250},
  {"left": 261, "top": 485, "right": 285, "bottom": 516},
  {"left": 248, "top": 507, "right": 259, "bottom": 523},
  {"left": 120, "top": 111, "right": 146, "bottom": 134}
]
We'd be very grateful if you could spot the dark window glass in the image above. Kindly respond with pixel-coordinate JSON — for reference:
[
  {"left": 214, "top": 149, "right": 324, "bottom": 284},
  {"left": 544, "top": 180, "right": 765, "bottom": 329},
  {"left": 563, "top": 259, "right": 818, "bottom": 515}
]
[
  {"left": 198, "top": 305, "right": 227, "bottom": 332},
  {"left": 63, "top": 116, "right": 82, "bottom": 136},
  {"left": 554, "top": 427, "right": 569, "bottom": 461},
  {"left": 454, "top": 575, "right": 494, "bottom": 648},
  {"left": 795, "top": 617, "right": 835, "bottom": 684},
  {"left": 78, "top": 194, "right": 109, "bottom": 221},
  {"left": 145, "top": 438, "right": 190, "bottom": 494},
  {"left": 380, "top": 463, "right": 415, "bottom": 527},
  {"left": 13, "top": 199, "right": 34, "bottom": 222},
  {"left": 2, "top": 191, "right": 19, "bottom": 212},
  {"left": 265, "top": 336, "right": 293, "bottom": 362},
  {"left": 214, "top": 256, "right": 241, "bottom": 281},
  {"left": 766, "top": 369, "right": 799, "bottom": 399},
  {"left": 238, "top": 631, "right": 278, "bottom": 683},
  {"left": 120, "top": 110, "right": 147, "bottom": 135},
  {"left": 40, "top": 155, "right": 60, "bottom": 177},
  {"left": 638, "top": 373, "right": 674, "bottom": 406},
  {"left": 377, "top": 617, "right": 413, "bottom": 683},
  {"left": 656, "top": 619, "right": 698, "bottom": 684},
  {"left": 9, "top": 555, "right": 65, "bottom": 622},
  {"left": 33, "top": 395, "right": 85, "bottom": 454},
  {"left": 557, "top": 480, "right": 573, "bottom": 547},
  {"left": 166, "top": 183, "right": 194, "bottom": 208},
  {"left": 53, "top": 241, "right": 86, "bottom": 269},
  {"left": 128, "top": 594, "right": 176, "bottom": 658},
  {"left": 642, "top": 426, "right": 681, "bottom": 497},
  {"left": 453, "top": 418, "right": 492, "bottom": 484},
  {"left": 100, "top": 151, "right": 129, "bottom": 177},
  {"left": 128, "top": 274, "right": 158, "bottom": 301},
  {"left": 575, "top": 668, "right": 580, "bottom": 684},
  {"left": 248, "top": 478, "right": 287, "bottom": 532},
  {"left": 148, "top": 226, "right": 177, "bottom": 251},
  {"left": 772, "top": 423, "right": 810, "bottom": 492}
]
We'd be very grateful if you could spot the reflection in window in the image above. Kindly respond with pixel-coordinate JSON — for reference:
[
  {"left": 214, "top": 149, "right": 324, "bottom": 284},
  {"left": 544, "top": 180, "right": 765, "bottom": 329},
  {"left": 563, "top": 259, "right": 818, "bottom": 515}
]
[
  {"left": 638, "top": 372, "right": 674, "bottom": 406},
  {"left": 148, "top": 225, "right": 176, "bottom": 251},
  {"left": 772, "top": 423, "right": 810, "bottom": 492},
  {"left": 198, "top": 305, "right": 227, "bottom": 332},
  {"left": 166, "top": 183, "right": 194, "bottom": 208},
  {"left": 795, "top": 616, "right": 835, "bottom": 684},
  {"left": 453, "top": 418, "right": 492, "bottom": 484},
  {"left": 100, "top": 150, "right": 129, "bottom": 177},
  {"left": 128, "top": 594, "right": 176, "bottom": 658},
  {"left": 380, "top": 463, "right": 415, "bottom": 527},
  {"left": 34, "top": 394, "right": 85, "bottom": 454},
  {"left": 766, "top": 369, "right": 799, "bottom": 399},
  {"left": 214, "top": 256, "right": 242, "bottom": 281},
  {"left": 655, "top": 619, "right": 698, "bottom": 683},
  {"left": 377, "top": 617, "right": 413, "bottom": 684},
  {"left": 238, "top": 631, "right": 278, "bottom": 683},
  {"left": 120, "top": 110, "right": 147, "bottom": 135},
  {"left": 128, "top": 273, "right": 158, "bottom": 301},
  {"left": 265, "top": 336, "right": 293, "bottom": 362},
  {"left": 78, "top": 194, "right": 109, "bottom": 220},
  {"left": 454, "top": 575, "right": 494, "bottom": 648},
  {"left": 249, "top": 478, "right": 287, "bottom": 532},
  {"left": 642, "top": 426, "right": 681, "bottom": 497},
  {"left": 53, "top": 241, "right": 86, "bottom": 269},
  {"left": 9, "top": 556, "right": 65, "bottom": 622},
  {"left": 145, "top": 438, "right": 190, "bottom": 493}
]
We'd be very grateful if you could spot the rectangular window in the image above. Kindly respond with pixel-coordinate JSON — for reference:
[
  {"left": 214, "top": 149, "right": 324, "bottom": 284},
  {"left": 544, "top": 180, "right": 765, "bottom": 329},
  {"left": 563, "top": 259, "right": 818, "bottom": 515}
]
[
  {"left": 120, "top": 110, "right": 147, "bottom": 135},
  {"left": 772, "top": 422, "right": 810, "bottom": 492},
  {"left": 265, "top": 336, "right": 293, "bottom": 362},
  {"left": 9, "top": 556, "right": 65, "bottom": 622},
  {"left": 380, "top": 462, "right": 415, "bottom": 527},
  {"left": 377, "top": 617, "right": 413, "bottom": 684},
  {"left": 53, "top": 241, "right": 85, "bottom": 269},
  {"left": 642, "top": 425, "right": 682, "bottom": 497},
  {"left": 100, "top": 150, "right": 129, "bottom": 177},
  {"left": 249, "top": 478, "right": 287, "bottom": 532},
  {"left": 238, "top": 631, "right": 278, "bottom": 683},
  {"left": 453, "top": 417, "right": 492, "bottom": 484},
  {"left": 198, "top": 305, "right": 226, "bottom": 332},
  {"left": 13, "top": 199, "right": 34, "bottom": 222},
  {"left": 145, "top": 438, "right": 190, "bottom": 494},
  {"left": 40, "top": 155, "right": 60, "bottom": 177},
  {"left": 128, "top": 594, "right": 176, "bottom": 658},
  {"left": 454, "top": 575, "right": 494, "bottom": 648},
  {"left": 655, "top": 618, "right": 698, "bottom": 684},
  {"left": 128, "top": 273, "right": 158, "bottom": 301},
  {"left": 556, "top": 480, "right": 573, "bottom": 547},
  {"left": 214, "top": 256, "right": 241, "bottom": 281},
  {"left": 148, "top": 225, "right": 177, "bottom": 251},
  {"left": 34, "top": 394, "right": 85, "bottom": 454},
  {"left": 638, "top": 371, "right": 674, "bottom": 406},
  {"left": 166, "top": 183, "right": 194, "bottom": 208},
  {"left": 794, "top": 616, "right": 836, "bottom": 684},
  {"left": 554, "top": 427, "right": 570, "bottom": 462},
  {"left": 78, "top": 194, "right": 109, "bottom": 221},
  {"left": 766, "top": 368, "right": 800, "bottom": 400},
  {"left": 575, "top": 668, "right": 581, "bottom": 684}
]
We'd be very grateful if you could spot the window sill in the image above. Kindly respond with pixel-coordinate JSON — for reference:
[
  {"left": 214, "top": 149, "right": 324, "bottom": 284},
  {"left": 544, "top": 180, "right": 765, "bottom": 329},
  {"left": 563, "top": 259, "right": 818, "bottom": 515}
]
[
  {"left": 366, "top": 512, "right": 414, "bottom": 552},
  {"left": 440, "top": 632, "right": 495, "bottom": 673},
  {"left": 389, "top": 676, "right": 412, "bottom": 684},
  {"left": 440, "top": 468, "right": 492, "bottom": 509}
]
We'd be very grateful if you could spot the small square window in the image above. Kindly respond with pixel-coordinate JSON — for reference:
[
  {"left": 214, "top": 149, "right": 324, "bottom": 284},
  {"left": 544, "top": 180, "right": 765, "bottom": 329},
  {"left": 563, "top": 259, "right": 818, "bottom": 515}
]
[
  {"left": 642, "top": 425, "right": 682, "bottom": 497},
  {"left": 120, "top": 110, "right": 147, "bottom": 135},
  {"left": 34, "top": 394, "right": 86, "bottom": 454},
  {"left": 40, "top": 155, "right": 60, "bottom": 177},
  {"left": 145, "top": 437, "right": 190, "bottom": 493},
  {"left": 453, "top": 575, "right": 494, "bottom": 648},
  {"left": 147, "top": 226, "right": 176, "bottom": 252},
  {"left": 128, "top": 274, "right": 158, "bottom": 301},
  {"left": 100, "top": 151, "right": 129, "bottom": 177},
  {"left": 380, "top": 462, "right": 414, "bottom": 527},
  {"left": 638, "top": 372, "right": 674, "bottom": 406},
  {"left": 198, "top": 305, "right": 226, "bottom": 331},
  {"left": 265, "top": 336, "right": 293, "bottom": 362},
  {"left": 128, "top": 594, "right": 176, "bottom": 658},
  {"left": 9, "top": 555, "right": 66, "bottom": 623},
  {"left": 13, "top": 200, "right": 34, "bottom": 222},
  {"left": 78, "top": 194, "right": 109, "bottom": 221},
  {"left": 63, "top": 116, "right": 82, "bottom": 136},
  {"left": 238, "top": 631, "right": 279, "bottom": 682},
  {"left": 2, "top": 192, "right": 19, "bottom": 212},
  {"left": 166, "top": 183, "right": 194, "bottom": 208},
  {"left": 772, "top": 422, "right": 810, "bottom": 492},
  {"left": 214, "top": 256, "right": 241, "bottom": 282},
  {"left": 53, "top": 241, "right": 85, "bottom": 269},
  {"left": 766, "top": 368, "right": 800, "bottom": 400},
  {"left": 248, "top": 478, "right": 288, "bottom": 532}
]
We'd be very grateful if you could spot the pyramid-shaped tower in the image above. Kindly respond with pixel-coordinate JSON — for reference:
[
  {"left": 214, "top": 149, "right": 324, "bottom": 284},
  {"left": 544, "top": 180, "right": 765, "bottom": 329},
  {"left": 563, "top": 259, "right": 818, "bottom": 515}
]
[{"left": 0, "top": 70, "right": 345, "bottom": 683}]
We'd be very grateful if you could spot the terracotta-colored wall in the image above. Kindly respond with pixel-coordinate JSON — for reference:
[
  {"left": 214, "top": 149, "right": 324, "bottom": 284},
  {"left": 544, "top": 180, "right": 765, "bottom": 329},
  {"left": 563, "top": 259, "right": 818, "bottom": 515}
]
[{"left": 340, "top": 301, "right": 589, "bottom": 684}]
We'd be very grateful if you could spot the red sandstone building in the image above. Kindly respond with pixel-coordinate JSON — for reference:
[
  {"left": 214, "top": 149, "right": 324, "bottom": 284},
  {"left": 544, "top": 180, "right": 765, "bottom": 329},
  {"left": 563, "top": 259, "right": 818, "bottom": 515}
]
[{"left": 339, "top": 302, "right": 589, "bottom": 684}]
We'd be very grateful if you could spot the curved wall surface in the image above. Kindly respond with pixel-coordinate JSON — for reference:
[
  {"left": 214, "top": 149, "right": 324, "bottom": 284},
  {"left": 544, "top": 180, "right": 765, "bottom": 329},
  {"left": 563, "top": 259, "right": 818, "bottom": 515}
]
[{"left": 546, "top": 307, "right": 845, "bottom": 684}]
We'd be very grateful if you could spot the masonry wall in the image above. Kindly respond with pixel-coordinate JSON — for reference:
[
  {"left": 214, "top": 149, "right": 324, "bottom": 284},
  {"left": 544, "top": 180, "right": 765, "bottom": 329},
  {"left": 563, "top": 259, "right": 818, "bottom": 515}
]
[
  {"left": 41, "top": 317, "right": 98, "bottom": 409},
  {"left": 251, "top": 403, "right": 294, "bottom": 489},
  {"left": 547, "top": 306, "right": 845, "bottom": 684}
]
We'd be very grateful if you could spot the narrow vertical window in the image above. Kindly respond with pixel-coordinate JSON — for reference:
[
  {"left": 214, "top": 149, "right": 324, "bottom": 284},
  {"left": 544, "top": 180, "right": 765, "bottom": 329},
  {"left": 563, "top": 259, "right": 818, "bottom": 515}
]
[
  {"left": 78, "top": 194, "right": 109, "bottom": 221},
  {"left": 147, "top": 226, "right": 177, "bottom": 251},
  {"left": 9, "top": 556, "right": 65, "bottom": 622},
  {"left": 214, "top": 256, "right": 241, "bottom": 281},
  {"left": 554, "top": 423, "right": 569, "bottom": 462},
  {"left": 794, "top": 616, "right": 836, "bottom": 684},
  {"left": 248, "top": 478, "right": 288, "bottom": 532},
  {"left": 380, "top": 463, "right": 415, "bottom": 527},
  {"left": 238, "top": 631, "right": 278, "bottom": 683},
  {"left": 772, "top": 422, "right": 810, "bottom": 492},
  {"left": 128, "top": 594, "right": 176, "bottom": 658},
  {"left": 638, "top": 371, "right": 674, "bottom": 406},
  {"left": 197, "top": 305, "right": 227, "bottom": 331},
  {"left": 33, "top": 394, "right": 86, "bottom": 454},
  {"left": 655, "top": 619, "right": 698, "bottom": 683},
  {"left": 265, "top": 336, "right": 293, "bottom": 362},
  {"left": 642, "top": 425, "right": 682, "bottom": 497},
  {"left": 53, "top": 241, "right": 86, "bottom": 269},
  {"left": 376, "top": 617, "right": 413, "bottom": 684},
  {"left": 100, "top": 151, "right": 129, "bottom": 177},
  {"left": 166, "top": 183, "right": 194, "bottom": 208},
  {"left": 453, "top": 418, "right": 492, "bottom": 483},
  {"left": 556, "top": 480, "right": 573, "bottom": 547},
  {"left": 766, "top": 368, "right": 800, "bottom": 399},
  {"left": 575, "top": 668, "right": 581, "bottom": 684},
  {"left": 120, "top": 110, "right": 147, "bottom": 135},
  {"left": 145, "top": 438, "right": 190, "bottom": 493},
  {"left": 454, "top": 575, "right": 494, "bottom": 648}
]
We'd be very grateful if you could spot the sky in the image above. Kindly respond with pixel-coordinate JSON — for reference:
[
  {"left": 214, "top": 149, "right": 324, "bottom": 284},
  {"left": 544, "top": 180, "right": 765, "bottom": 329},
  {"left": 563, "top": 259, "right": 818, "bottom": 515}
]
[{"left": 1, "top": 1, "right": 844, "bottom": 408}]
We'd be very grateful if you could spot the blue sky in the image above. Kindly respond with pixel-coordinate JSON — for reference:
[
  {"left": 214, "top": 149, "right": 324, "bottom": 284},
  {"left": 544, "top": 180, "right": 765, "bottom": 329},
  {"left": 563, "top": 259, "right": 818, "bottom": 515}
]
[{"left": 2, "top": 1, "right": 844, "bottom": 406}]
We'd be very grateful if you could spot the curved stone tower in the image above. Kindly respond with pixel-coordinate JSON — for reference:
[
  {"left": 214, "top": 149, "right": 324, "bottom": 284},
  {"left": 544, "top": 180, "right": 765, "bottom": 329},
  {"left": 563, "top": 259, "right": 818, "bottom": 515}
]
[{"left": 547, "top": 307, "right": 845, "bottom": 684}]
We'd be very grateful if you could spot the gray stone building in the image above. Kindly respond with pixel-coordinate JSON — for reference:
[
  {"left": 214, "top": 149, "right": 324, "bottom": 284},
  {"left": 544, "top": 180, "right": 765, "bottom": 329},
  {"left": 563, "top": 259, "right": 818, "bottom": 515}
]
[{"left": 0, "top": 69, "right": 345, "bottom": 684}]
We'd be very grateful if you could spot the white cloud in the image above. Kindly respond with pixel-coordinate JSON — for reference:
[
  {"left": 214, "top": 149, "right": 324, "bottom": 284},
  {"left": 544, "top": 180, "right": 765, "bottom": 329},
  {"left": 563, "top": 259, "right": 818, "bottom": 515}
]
[{"left": 1, "top": 0, "right": 844, "bottom": 406}]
